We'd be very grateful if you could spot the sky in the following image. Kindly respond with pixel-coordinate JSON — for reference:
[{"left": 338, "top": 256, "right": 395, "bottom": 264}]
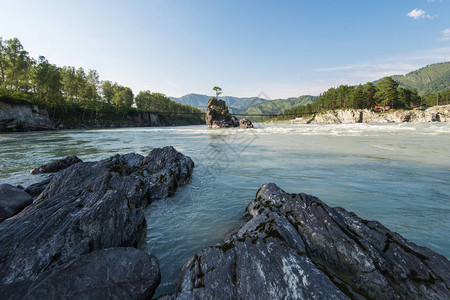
[{"left": 1, "top": 0, "right": 450, "bottom": 99}]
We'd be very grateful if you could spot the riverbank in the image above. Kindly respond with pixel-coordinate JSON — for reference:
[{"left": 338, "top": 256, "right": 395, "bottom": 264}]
[
  {"left": 280, "top": 105, "right": 450, "bottom": 124},
  {"left": 0, "top": 98, "right": 204, "bottom": 133}
]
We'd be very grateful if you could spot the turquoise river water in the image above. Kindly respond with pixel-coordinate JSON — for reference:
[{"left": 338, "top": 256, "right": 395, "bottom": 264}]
[{"left": 0, "top": 122, "right": 449, "bottom": 296}]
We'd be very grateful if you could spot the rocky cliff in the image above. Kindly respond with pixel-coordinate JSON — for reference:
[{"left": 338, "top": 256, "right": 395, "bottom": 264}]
[
  {"left": 0, "top": 102, "right": 56, "bottom": 132},
  {"left": 291, "top": 105, "right": 450, "bottom": 124}
]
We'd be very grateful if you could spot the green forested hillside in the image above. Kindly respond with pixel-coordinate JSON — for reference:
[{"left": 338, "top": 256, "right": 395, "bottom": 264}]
[
  {"left": 389, "top": 62, "right": 450, "bottom": 95},
  {"left": 237, "top": 95, "right": 317, "bottom": 114}
]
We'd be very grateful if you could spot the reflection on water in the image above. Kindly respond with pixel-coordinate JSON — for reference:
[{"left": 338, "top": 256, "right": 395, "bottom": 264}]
[{"left": 1, "top": 122, "right": 449, "bottom": 296}]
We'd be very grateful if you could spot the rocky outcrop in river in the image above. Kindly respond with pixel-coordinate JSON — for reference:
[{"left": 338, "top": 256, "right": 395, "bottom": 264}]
[
  {"left": 0, "top": 147, "right": 194, "bottom": 299},
  {"left": 206, "top": 97, "right": 253, "bottom": 128},
  {"left": 291, "top": 105, "right": 450, "bottom": 124},
  {"left": 162, "top": 183, "right": 450, "bottom": 300}
]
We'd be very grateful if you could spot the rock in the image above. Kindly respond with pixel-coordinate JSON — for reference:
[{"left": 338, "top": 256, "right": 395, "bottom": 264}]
[
  {"left": 0, "top": 184, "right": 33, "bottom": 222},
  {"left": 296, "top": 105, "right": 450, "bottom": 124},
  {"left": 164, "top": 183, "right": 450, "bottom": 300},
  {"left": 205, "top": 97, "right": 240, "bottom": 128},
  {"left": 39, "top": 146, "right": 194, "bottom": 208},
  {"left": 0, "top": 248, "right": 160, "bottom": 300},
  {"left": 24, "top": 176, "right": 53, "bottom": 198},
  {"left": 239, "top": 118, "right": 254, "bottom": 129},
  {"left": 0, "top": 101, "right": 55, "bottom": 132},
  {"left": 30, "top": 155, "right": 82, "bottom": 174},
  {"left": 0, "top": 146, "right": 193, "bottom": 286}
]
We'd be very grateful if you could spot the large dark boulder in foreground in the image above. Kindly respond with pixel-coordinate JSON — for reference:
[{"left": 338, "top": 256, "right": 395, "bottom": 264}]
[
  {"left": 163, "top": 183, "right": 449, "bottom": 300},
  {"left": 206, "top": 97, "right": 240, "bottom": 128},
  {"left": 1, "top": 248, "right": 160, "bottom": 300},
  {"left": 30, "top": 154, "right": 82, "bottom": 174},
  {"left": 0, "top": 146, "right": 193, "bottom": 289},
  {"left": 0, "top": 184, "right": 33, "bottom": 222}
]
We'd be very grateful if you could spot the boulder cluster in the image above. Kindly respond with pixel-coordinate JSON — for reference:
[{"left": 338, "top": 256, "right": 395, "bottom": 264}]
[
  {"left": 1, "top": 152, "right": 449, "bottom": 299},
  {"left": 0, "top": 147, "right": 194, "bottom": 299},
  {"left": 206, "top": 97, "right": 253, "bottom": 129}
]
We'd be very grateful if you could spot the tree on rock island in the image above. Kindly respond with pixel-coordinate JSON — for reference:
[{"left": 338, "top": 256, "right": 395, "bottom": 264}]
[{"left": 213, "top": 86, "right": 222, "bottom": 98}]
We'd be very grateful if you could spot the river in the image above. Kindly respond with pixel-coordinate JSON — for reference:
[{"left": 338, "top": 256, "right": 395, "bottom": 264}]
[{"left": 0, "top": 122, "right": 449, "bottom": 296}]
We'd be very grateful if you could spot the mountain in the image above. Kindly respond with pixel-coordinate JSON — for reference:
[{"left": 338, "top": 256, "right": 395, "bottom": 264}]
[
  {"left": 169, "top": 93, "right": 316, "bottom": 114},
  {"left": 169, "top": 94, "right": 211, "bottom": 108},
  {"left": 235, "top": 95, "right": 317, "bottom": 115},
  {"left": 170, "top": 94, "right": 269, "bottom": 111},
  {"left": 388, "top": 62, "right": 450, "bottom": 96}
]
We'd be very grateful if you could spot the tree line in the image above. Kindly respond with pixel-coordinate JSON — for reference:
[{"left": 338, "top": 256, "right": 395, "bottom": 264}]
[
  {"left": 283, "top": 77, "right": 450, "bottom": 116},
  {"left": 0, "top": 37, "right": 203, "bottom": 123}
]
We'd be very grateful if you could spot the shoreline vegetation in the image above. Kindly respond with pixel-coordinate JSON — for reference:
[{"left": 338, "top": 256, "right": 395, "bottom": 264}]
[{"left": 0, "top": 37, "right": 204, "bottom": 131}]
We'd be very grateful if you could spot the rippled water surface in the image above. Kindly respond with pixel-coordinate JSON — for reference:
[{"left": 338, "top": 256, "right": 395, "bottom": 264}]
[{"left": 1, "top": 122, "right": 449, "bottom": 296}]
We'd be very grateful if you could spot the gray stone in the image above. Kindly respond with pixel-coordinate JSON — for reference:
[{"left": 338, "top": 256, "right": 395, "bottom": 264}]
[
  {"left": 0, "top": 102, "right": 55, "bottom": 132},
  {"left": 0, "top": 248, "right": 160, "bottom": 300},
  {"left": 0, "top": 147, "right": 193, "bottom": 287},
  {"left": 205, "top": 97, "right": 240, "bottom": 128},
  {"left": 24, "top": 176, "right": 53, "bottom": 198},
  {"left": 30, "top": 155, "right": 82, "bottom": 174},
  {"left": 164, "top": 183, "right": 450, "bottom": 300},
  {"left": 0, "top": 183, "right": 33, "bottom": 222},
  {"left": 239, "top": 118, "right": 254, "bottom": 129}
]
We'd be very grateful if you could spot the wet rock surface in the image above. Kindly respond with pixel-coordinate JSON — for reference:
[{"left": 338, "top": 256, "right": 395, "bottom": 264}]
[
  {"left": 163, "top": 183, "right": 450, "bottom": 300},
  {"left": 29, "top": 154, "right": 82, "bottom": 175},
  {"left": 0, "top": 184, "right": 33, "bottom": 222},
  {"left": 1, "top": 247, "right": 160, "bottom": 300},
  {"left": 0, "top": 146, "right": 193, "bottom": 299}
]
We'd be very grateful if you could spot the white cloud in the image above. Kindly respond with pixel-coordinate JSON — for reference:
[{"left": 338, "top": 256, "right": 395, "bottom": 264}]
[
  {"left": 440, "top": 29, "right": 450, "bottom": 41},
  {"left": 407, "top": 8, "right": 434, "bottom": 19}
]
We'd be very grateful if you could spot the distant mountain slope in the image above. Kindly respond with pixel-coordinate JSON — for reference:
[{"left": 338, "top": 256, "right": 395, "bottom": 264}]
[
  {"left": 388, "top": 62, "right": 450, "bottom": 95},
  {"left": 170, "top": 93, "right": 316, "bottom": 115},
  {"left": 236, "top": 95, "right": 317, "bottom": 115},
  {"left": 169, "top": 94, "right": 211, "bottom": 108},
  {"left": 170, "top": 94, "right": 269, "bottom": 111}
]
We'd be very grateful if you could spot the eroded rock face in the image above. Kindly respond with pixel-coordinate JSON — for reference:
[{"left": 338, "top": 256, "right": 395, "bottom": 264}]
[
  {"left": 164, "top": 183, "right": 450, "bottom": 300},
  {"left": 0, "top": 102, "right": 55, "bottom": 132},
  {"left": 304, "top": 105, "right": 450, "bottom": 124},
  {"left": 1, "top": 248, "right": 160, "bottom": 300},
  {"left": 30, "top": 154, "right": 82, "bottom": 174},
  {"left": 0, "top": 184, "right": 33, "bottom": 222},
  {"left": 205, "top": 97, "right": 240, "bottom": 128},
  {"left": 0, "top": 146, "right": 193, "bottom": 291}
]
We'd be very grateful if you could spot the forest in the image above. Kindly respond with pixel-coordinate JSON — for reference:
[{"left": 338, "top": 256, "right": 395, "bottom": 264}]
[
  {"left": 0, "top": 37, "right": 203, "bottom": 125},
  {"left": 282, "top": 77, "right": 450, "bottom": 116}
]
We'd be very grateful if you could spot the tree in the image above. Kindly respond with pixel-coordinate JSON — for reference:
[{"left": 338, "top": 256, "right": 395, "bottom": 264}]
[
  {"left": 0, "top": 37, "right": 6, "bottom": 84},
  {"left": 101, "top": 80, "right": 116, "bottom": 104},
  {"left": 363, "top": 82, "right": 377, "bottom": 108},
  {"left": 112, "top": 86, "right": 134, "bottom": 110},
  {"left": 3, "top": 38, "right": 30, "bottom": 91},
  {"left": 31, "top": 56, "right": 62, "bottom": 109},
  {"left": 376, "top": 77, "right": 399, "bottom": 108},
  {"left": 213, "top": 86, "right": 222, "bottom": 98},
  {"left": 353, "top": 84, "right": 365, "bottom": 109}
]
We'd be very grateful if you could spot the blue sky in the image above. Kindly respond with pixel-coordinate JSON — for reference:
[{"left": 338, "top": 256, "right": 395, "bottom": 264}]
[{"left": 1, "top": 0, "right": 450, "bottom": 98}]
